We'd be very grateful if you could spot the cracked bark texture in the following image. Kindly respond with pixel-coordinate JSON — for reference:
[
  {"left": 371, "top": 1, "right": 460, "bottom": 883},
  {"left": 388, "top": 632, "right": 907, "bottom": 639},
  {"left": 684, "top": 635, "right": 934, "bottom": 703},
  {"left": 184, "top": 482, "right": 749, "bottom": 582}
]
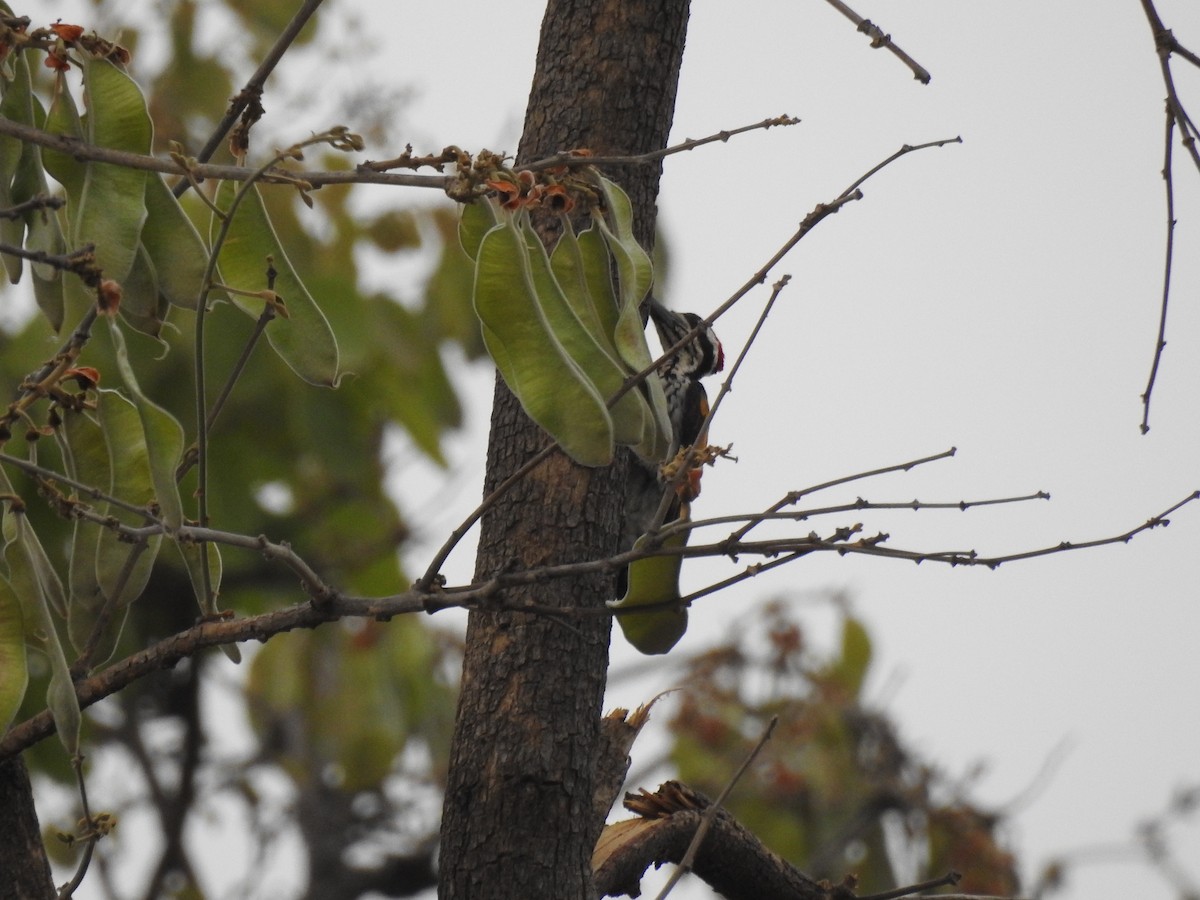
[
  {"left": 0, "top": 755, "right": 55, "bottom": 899},
  {"left": 437, "top": 1, "right": 690, "bottom": 897}
]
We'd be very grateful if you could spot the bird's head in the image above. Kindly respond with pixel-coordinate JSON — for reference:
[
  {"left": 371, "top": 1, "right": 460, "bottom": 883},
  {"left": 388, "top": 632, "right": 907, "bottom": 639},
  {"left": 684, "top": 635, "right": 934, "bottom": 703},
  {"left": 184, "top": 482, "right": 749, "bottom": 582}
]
[{"left": 649, "top": 303, "right": 724, "bottom": 379}]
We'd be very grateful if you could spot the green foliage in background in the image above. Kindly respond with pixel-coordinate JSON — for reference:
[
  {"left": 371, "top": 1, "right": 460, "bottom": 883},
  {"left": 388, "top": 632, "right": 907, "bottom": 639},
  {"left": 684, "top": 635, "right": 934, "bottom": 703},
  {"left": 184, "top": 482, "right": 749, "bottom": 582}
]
[{"left": 0, "top": 2, "right": 471, "bottom": 881}]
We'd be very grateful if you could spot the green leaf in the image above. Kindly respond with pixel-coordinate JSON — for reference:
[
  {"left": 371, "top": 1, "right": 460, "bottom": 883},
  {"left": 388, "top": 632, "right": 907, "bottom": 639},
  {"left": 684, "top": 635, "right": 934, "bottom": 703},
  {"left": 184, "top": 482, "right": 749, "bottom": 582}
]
[
  {"left": 0, "top": 52, "right": 67, "bottom": 326},
  {"left": 609, "top": 523, "right": 690, "bottom": 654},
  {"left": 830, "top": 614, "right": 872, "bottom": 698},
  {"left": 214, "top": 180, "right": 340, "bottom": 386},
  {"left": 56, "top": 404, "right": 110, "bottom": 648},
  {"left": 551, "top": 224, "right": 620, "bottom": 344},
  {"left": 108, "top": 321, "right": 185, "bottom": 529},
  {"left": 0, "top": 574, "right": 28, "bottom": 734},
  {"left": 0, "top": 480, "right": 67, "bottom": 621},
  {"left": 86, "top": 390, "right": 163, "bottom": 661},
  {"left": 15, "top": 96, "right": 67, "bottom": 330},
  {"left": 593, "top": 177, "right": 672, "bottom": 459},
  {"left": 597, "top": 176, "right": 655, "bottom": 365},
  {"left": 1, "top": 503, "right": 80, "bottom": 755},
  {"left": 473, "top": 216, "right": 613, "bottom": 466},
  {"left": 457, "top": 198, "right": 498, "bottom": 261},
  {"left": 118, "top": 243, "right": 168, "bottom": 337},
  {"left": 0, "top": 40, "right": 35, "bottom": 283},
  {"left": 141, "top": 172, "right": 209, "bottom": 309},
  {"left": 76, "top": 57, "right": 152, "bottom": 284},
  {"left": 41, "top": 73, "right": 86, "bottom": 199},
  {"left": 519, "top": 218, "right": 652, "bottom": 448}
]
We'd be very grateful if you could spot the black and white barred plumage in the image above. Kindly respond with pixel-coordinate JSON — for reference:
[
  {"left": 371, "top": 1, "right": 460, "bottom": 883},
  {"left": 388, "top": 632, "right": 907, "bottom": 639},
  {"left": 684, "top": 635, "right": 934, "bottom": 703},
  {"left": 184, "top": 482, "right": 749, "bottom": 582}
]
[{"left": 618, "top": 300, "right": 724, "bottom": 591}]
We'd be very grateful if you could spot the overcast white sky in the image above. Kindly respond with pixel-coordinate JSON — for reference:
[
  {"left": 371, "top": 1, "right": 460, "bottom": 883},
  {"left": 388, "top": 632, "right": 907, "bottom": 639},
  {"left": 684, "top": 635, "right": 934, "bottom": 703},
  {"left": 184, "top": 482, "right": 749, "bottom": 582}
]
[{"left": 30, "top": 1, "right": 1200, "bottom": 898}]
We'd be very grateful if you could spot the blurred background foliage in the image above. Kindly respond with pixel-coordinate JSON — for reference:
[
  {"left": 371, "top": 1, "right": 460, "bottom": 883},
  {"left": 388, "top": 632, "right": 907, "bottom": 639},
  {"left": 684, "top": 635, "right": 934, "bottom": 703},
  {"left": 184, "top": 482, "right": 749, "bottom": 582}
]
[
  {"left": 0, "top": 1, "right": 1031, "bottom": 897},
  {"left": 1, "top": 0, "right": 473, "bottom": 894},
  {"left": 664, "top": 602, "right": 1020, "bottom": 897}
]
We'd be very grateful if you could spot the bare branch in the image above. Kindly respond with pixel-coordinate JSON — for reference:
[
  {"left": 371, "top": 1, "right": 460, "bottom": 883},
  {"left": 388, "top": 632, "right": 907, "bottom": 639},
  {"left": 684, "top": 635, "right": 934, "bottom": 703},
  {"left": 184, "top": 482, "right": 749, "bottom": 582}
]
[
  {"left": 519, "top": 115, "right": 801, "bottom": 173},
  {"left": 0, "top": 117, "right": 447, "bottom": 191},
  {"left": 184, "top": 0, "right": 329, "bottom": 182},
  {"left": 596, "top": 781, "right": 826, "bottom": 899},
  {"left": 1140, "top": 107, "right": 1174, "bottom": 435},
  {"left": 730, "top": 446, "right": 958, "bottom": 543},
  {"left": 855, "top": 871, "right": 963, "bottom": 900},
  {"left": 0, "top": 194, "right": 64, "bottom": 219},
  {"left": 821, "top": 0, "right": 933, "bottom": 84},
  {"left": 1138, "top": 0, "right": 1200, "bottom": 429}
]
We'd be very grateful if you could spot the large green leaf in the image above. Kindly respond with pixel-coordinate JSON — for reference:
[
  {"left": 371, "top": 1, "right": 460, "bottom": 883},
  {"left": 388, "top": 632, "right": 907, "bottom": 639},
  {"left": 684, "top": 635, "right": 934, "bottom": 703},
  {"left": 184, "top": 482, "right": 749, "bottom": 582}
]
[
  {"left": 609, "top": 521, "right": 690, "bottom": 655},
  {"left": 119, "top": 243, "right": 167, "bottom": 337},
  {"left": 0, "top": 39, "right": 34, "bottom": 283},
  {"left": 554, "top": 224, "right": 670, "bottom": 461},
  {"left": 519, "top": 218, "right": 652, "bottom": 448},
  {"left": 457, "top": 198, "right": 498, "bottom": 261},
  {"left": 551, "top": 224, "right": 620, "bottom": 345},
  {"left": 56, "top": 403, "right": 110, "bottom": 649},
  {"left": 594, "top": 177, "right": 672, "bottom": 458},
  {"left": 213, "top": 180, "right": 340, "bottom": 387},
  {"left": 76, "top": 57, "right": 152, "bottom": 284},
  {"left": 141, "top": 171, "right": 209, "bottom": 310},
  {"left": 597, "top": 176, "right": 655, "bottom": 369},
  {"left": 16, "top": 97, "right": 67, "bottom": 329},
  {"left": 87, "top": 390, "right": 163, "bottom": 658},
  {"left": 0, "top": 47, "right": 66, "bottom": 327},
  {"left": 41, "top": 73, "right": 86, "bottom": 199},
  {"left": 2, "top": 501, "right": 80, "bottom": 755},
  {"left": 108, "top": 321, "right": 185, "bottom": 529},
  {"left": 473, "top": 216, "right": 613, "bottom": 466}
]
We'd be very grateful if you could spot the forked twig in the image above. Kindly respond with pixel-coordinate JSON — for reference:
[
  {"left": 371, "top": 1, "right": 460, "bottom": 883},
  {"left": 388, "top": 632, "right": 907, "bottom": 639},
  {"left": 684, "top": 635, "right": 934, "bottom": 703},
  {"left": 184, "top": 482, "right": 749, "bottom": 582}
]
[{"left": 1138, "top": 0, "right": 1200, "bottom": 431}]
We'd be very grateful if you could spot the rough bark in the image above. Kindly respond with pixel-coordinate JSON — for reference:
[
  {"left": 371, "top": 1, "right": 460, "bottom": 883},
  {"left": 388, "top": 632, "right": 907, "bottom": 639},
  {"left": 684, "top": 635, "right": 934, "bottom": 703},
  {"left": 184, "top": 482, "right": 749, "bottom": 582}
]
[
  {"left": 437, "top": 1, "right": 690, "bottom": 897},
  {"left": 593, "top": 782, "right": 828, "bottom": 900},
  {"left": 0, "top": 755, "right": 55, "bottom": 900}
]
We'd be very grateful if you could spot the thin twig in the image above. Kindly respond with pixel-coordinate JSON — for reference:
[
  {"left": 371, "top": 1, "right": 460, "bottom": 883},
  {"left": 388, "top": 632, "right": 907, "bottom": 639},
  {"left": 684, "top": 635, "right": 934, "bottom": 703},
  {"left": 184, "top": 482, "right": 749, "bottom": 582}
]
[
  {"left": 57, "top": 757, "right": 102, "bottom": 899},
  {"left": 0, "top": 451, "right": 159, "bottom": 522},
  {"left": 0, "top": 193, "right": 64, "bottom": 219},
  {"left": 686, "top": 490, "right": 1052, "bottom": 536},
  {"left": 653, "top": 716, "right": 778, "bottom": 900},
  {"left": 519, "top": 115, "right": 801, "bottom": 173},
  {"left": 821, "top": 0, "right": 933, "bottom": 84},
  {"left": 1138, "top": 0, "right": 1200, "bottom": 430},
  {"left": 619, "top": 137, "right": 963, "bottom": 417},
  {"left": 3, "top": 487, "right": 1196, "bottom": 760},
  {"left": 1142, "top": 65, "right": 1176, "bottom": 436},
  {"left": 176, "top": 0, "right": 328, "bottom": 194},
  {"left": 854, "top": 870, "right": 961, "bottom": 900},
  {"left": 0, "top": 116, "right": 444, "bottom": 191},
  {"left": 72, "top": 539, "right": 151, "bottom": 677},
  {"left": 175, "top": 271, "right": 279, "bottom": 483},
  {"left": 415, "top": 441, "right": 558, "bottom": 592},
  {"left": 730, "top": 446, "right": 958, "bottom": 543},
  {"left": 0, "top": 240, "right": 95, "bottom": 275}
]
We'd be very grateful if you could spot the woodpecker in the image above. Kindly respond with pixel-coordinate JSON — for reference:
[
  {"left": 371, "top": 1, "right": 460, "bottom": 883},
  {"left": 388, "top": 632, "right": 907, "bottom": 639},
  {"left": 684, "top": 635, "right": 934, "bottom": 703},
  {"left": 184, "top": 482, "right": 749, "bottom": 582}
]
[
  {"left": 620, "top": 301, "right": 724, "bottom": 568},
  {"left": 612, "top": 300, "right": 724, "bottom": 650},
  {"left": 647, "top": 302, "right": 725, "bottom": 460}
]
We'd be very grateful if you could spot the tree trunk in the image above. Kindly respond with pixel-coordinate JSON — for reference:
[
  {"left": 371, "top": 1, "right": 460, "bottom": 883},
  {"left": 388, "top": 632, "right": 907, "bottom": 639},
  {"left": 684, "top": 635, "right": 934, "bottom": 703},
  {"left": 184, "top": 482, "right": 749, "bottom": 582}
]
[
  {"left": 438, "top": 1, "right": 690, "bottom": 897},
  {"left": 0, "top": 755, "right": 55, "bottom": 899}
]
